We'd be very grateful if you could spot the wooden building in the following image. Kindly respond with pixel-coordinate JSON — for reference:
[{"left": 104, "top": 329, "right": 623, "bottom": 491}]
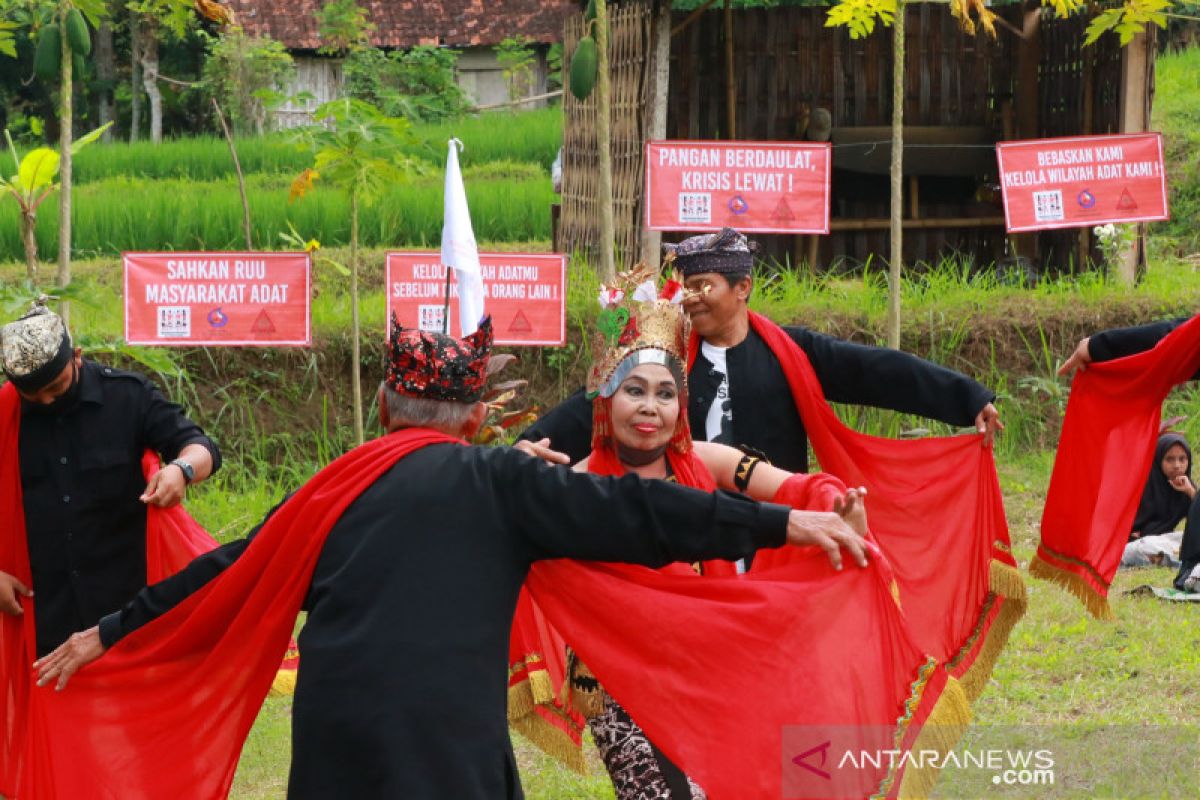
[
  {"left": 226, "top": 0, "right": 576, "bottom": 126},
  {"left": 559, "top": 0, "right": 1157, "bottom": 273}
]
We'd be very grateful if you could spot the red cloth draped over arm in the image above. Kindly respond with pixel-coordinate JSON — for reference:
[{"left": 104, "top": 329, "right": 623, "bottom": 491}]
[
  {"left": 1036, "top": 313, "right": 1200, "bottom": 618},
  {"left": 12, "top": 427, "right": 454, "bottom": 800},
  {"left": 693, "top": 315, "right": 1026, "bottom": 701}
]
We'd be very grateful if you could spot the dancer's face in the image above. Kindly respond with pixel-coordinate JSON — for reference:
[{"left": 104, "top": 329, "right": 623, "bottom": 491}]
[
  {"left": 682, "top": 272, "right": 750, "bottom": 340},
  {"left": 1161, "top": 443, "right": 1189, "bottom": 480},
  {"left": 611, "top": 364, "right": 679, "bottom": 453}
]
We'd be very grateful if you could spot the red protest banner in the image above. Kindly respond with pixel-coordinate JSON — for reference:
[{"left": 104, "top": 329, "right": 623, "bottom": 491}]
[
  {"left": 644, "top": 140, "right": 831, "bottom": 234},
  {"left": 124, "top": 252, "right": 311, "bottom": 346},
  {"left": 996, "top": 133, "right": 1168, "bottom": 232},
  {"left": 386, "top": 252, "right": 566, "bottom": 346}
]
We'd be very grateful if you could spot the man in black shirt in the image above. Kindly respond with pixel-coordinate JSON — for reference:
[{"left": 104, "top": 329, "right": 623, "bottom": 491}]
[
  {"left": 0, "top": 302, "right": 220, "bottom": 655},
  {"left": 522, "top": 228, "right": 1002, "bottom": 473}
]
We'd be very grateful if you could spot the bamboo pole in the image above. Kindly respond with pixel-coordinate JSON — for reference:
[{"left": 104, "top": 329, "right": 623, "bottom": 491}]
[
  {"left": 595, "top": 0, "right": 616, "bottom": 281},
  {"left": 724, "top": 0, "right": 735, "bottom": 139},
  {"left": 350, "top": 189, "right": 364, "bottom": 445},
  {"left": 887, "top": 3, "right": 906, "bottom": 350},
  {"left": 57, "top": 1, "right": 72, "bottom": 323}
]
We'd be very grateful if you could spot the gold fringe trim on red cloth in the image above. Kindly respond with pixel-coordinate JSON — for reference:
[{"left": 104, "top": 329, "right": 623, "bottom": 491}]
[
  {"left": 507, "top": 669, "right": 556, "bottom": 721},
  {"left": 893, "top": 675, "right": 973, "bottom": 799},
  {"left": 954, "top": 560, "right": 1028, "bottom": 702},
  {"left": 509, "top": 711, "right": 588, "bottom": 775},
  {"left": 1029, "top": 552, "right": 1116, "bottom": 621},
  {"left": 268, "top": 668, "right": 297, "bottom": 697}
]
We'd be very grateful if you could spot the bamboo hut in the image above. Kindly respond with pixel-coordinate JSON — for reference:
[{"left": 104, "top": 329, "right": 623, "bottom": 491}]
[{"left": 559, "top": 0, "right": 1157, "bottom": 274}]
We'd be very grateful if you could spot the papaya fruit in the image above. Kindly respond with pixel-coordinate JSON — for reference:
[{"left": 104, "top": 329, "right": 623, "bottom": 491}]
[
  {"left": 569, "top": 35, "right": 598, "bottom": 101},
  {"left": 34, "top": 24, "right": 61, "bottom": 81},
  {"left": 65, "top": 8, "right": 91, "bottom": 57}
]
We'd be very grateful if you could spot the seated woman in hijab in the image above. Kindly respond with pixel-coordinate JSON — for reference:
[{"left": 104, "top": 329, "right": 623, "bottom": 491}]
[
  {"left": 510, "top": 268, "right": 865, "bottom": 800},
  {"left": 1121, "top": 431, "right": 1195, "bottom": 569}
]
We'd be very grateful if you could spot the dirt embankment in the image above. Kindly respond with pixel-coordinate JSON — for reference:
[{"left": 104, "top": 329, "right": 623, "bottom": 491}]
[{"left": 113, "top": 291, "right": 1194, "bottom": 457}]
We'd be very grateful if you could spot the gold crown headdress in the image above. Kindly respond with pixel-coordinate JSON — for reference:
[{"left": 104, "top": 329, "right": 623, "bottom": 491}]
[{"left": 586, "top": 265, "right": 690, "bottom": 399}]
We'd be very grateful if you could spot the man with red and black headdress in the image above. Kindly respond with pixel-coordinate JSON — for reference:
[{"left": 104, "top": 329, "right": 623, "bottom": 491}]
[{"left": 32, "top": 314, "right": 867, "bottom": 800}]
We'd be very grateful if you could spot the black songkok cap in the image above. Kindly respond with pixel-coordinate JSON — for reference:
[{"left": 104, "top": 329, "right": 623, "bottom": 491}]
[{"left": 663, "top": 227, "right": 758, "bottom": 278}]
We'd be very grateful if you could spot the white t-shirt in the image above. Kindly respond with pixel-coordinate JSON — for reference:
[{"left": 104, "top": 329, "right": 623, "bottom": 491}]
[
  {"left": 701, "top": 341, "right": 734, "bottom": 444},
  {"left": 700, "top": 341, "right": 745, "bottom": 573}
]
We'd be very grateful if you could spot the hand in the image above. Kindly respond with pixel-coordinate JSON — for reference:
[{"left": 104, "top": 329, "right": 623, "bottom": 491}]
[
  {"left": 33, "top": 626, "right": 106, "bottom": 691},
  {"left": 140, "top": 463, "right": 187, "bottom": 508},
  {"left": 0, "top": 570, "right": 32, "bottom": 616},
  {"left": 1057, "top": 337, "right": 1092, "bottom": 377},
  {"left": 1169, "top": 475, "right": 1197, "bottom": 499},
  {"left": 974, "top": 403, "right": 1004, "bottom": 448},
  {"left": 785, "top": 509, "right": 869, "bottom": 571},
  {"left": 833, "top": 487, "right": 869, "bottom": 538},
  {"left": 513, "top": 437, "right": 570, "bottom": 466}
]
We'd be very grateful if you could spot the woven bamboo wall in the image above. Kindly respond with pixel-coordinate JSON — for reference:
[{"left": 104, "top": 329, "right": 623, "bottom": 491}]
[{"left": 559, "top": 4, "right": 652, "bottom": 269}]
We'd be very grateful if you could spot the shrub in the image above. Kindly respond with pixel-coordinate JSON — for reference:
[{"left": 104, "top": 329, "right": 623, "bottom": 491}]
[
  {"left": 202, "top": 27, "right": 296, "bottom": 135},
  {"left": 345, "top": 45, "right": 470, "bottom": 123}
]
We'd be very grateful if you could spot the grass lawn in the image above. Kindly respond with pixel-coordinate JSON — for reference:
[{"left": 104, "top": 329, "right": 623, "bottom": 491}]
[{"left": 213, "top": 448, "right": 1198, "bottom": 799}]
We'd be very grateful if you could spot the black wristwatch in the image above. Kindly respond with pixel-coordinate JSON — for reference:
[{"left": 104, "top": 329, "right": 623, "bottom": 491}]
[{"left": 169, "top": 458, "right": 196, "bottom": 484}]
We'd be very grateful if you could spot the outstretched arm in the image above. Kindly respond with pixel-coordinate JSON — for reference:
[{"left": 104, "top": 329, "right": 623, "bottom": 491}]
[
  {"left": 792, "top": 326, "right": 999, "bottom": 439},
  {"left": 501, "top": 449, "right": 867, "bottom": 571},
  {"left": 1059, "top": 318, "right": 1189, "bottom": 378},
  {"left": 692, "top": 440, "right": 844, "bottom": 507},
  {"left": 33, "top": 495, "right": 291, "bottom": 690}
]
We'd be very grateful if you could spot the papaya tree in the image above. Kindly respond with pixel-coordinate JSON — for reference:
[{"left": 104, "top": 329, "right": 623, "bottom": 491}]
[
  {"left": 8, "top": 0, "right": 107, "bottom": 318},
  {"left": 291, "top": 99, "right": 424, "bottom": 444},
  {"left": 2, "top": 122, "right": 112, "bottom": 282}
]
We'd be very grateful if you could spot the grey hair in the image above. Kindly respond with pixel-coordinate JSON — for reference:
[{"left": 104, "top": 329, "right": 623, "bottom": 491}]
[{"left": 379, "top": 384, "right": 477, "bottom": 432}]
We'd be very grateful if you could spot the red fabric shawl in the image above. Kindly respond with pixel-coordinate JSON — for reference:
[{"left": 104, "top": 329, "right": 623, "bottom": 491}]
[
  {"left": 702, "top": 314, "right": 1027, "bottom": 701},
  {"left": 1036, "top": 313, "right": 1200, "bottom": 618},
  {"left": 506, "top": 444, "right": 737, "bottom": 769},
  {"left": 522, "top": 432, "right": 971, "bottom": 797},
  {"left": 527, "top": 537, "right": 971, "bottom": 799},
  {"left": 10, "top": 426, "right": 455, "bottom": 800},
  {"left": 0, "top": 384, "right": 295, "bottom": 796}
]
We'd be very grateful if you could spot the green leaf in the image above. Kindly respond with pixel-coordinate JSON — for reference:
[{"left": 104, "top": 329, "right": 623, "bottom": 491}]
[
  {"left": 18, "top": 148, "right": 60, "bottom": 193},
  {"left": 69, "top": 122, "right": 114, "bottom": 155},
  {"left": 72, "top": 0, "right": 109, "bottom": 28}
]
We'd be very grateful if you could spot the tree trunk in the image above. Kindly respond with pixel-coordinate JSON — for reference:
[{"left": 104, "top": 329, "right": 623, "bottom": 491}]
[
  {"left": 96, "top": 21, "right": 115, "bottom": 140},
  {"left": 886, "top": 4, "right": 905, "bottom": 351},
  {"left": 58, "top": 3, "right": 73, "bottom": 316},
  {"left": 130, "top": 15, "right": 141, "bottom": 141},
  {"left": 140, "top": 21, "right": 163, "bottom": 144},
  {"left": 350, "top": 189, "right": 364, "bottom": 445},
  {"left": 638, "top": 0, "right": 671, "bottom": 268},
  {"left": 21, "top": 211, "right": 39, "bottom": 283},
  {"left": 594, "top": 0, "right": 616, "bottom": 281}
]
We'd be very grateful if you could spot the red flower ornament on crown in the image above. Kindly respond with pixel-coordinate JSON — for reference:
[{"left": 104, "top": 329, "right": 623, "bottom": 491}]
[{"left": 385, "top": 313, "right": 493, "bottom": 403}]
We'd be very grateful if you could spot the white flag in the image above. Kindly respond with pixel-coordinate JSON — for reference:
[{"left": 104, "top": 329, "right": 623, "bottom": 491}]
[{"left": 441, "top": 138, "right": 485, "bottom": 337}]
